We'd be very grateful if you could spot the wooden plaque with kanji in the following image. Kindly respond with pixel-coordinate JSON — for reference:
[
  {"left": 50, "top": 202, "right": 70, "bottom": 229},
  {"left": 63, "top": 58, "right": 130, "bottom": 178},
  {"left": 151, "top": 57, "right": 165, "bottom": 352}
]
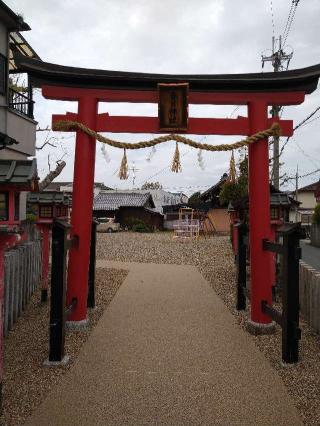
[{"left": 158, "top": 83, "right": 189, "bottom": 132}]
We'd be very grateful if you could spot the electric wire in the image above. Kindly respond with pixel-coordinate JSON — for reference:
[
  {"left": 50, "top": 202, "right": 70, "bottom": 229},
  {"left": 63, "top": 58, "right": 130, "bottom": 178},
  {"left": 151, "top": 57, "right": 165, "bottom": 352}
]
[
  {"left": 269, "top": 0, "right": 275, "bottom": 37},
  {"left": 283, "top": 0, "right": 300, "bottom": 47},
  {"left": 283, "top": 167, "right": 320, "bottom": 182},
  {"left": 282, "top": 1, "right": 294, "bottom": 42},
  {"left": 278, "top": 104, "right": 320, "bottom": 159}
]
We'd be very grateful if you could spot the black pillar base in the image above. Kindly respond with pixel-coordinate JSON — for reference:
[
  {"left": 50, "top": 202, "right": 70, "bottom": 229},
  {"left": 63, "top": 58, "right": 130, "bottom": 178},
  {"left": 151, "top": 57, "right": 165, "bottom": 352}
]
[{"left": 41, "top": 289, "right": 48, "bottom": 303}]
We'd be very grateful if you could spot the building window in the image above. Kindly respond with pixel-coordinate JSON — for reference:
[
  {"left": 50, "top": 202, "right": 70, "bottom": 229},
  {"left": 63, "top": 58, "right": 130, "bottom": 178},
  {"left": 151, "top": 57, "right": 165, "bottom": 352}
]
[
  {"left": 270, "top": 207, "right": 279, "bottom": 220},
  {"left": 0, "top": 54, "right": 7, "bottom": 95},
  {"left": 14, "top": 192, "right": 20, "bottom": 221},
  {"left": 301, "top": 214, "right": 312, "bottom": 224},
  {"left": 0, "top": 192, "right": 8, "bottom": 221},
  {"left": 39, "top": 206, "right": 52, "bottom": 218}
]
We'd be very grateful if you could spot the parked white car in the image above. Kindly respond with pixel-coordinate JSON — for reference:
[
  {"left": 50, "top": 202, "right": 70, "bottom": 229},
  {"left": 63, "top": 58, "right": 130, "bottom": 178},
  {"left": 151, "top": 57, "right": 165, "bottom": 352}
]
[{"left": 96, "top": 217, "right": 120, "bottom": 233}]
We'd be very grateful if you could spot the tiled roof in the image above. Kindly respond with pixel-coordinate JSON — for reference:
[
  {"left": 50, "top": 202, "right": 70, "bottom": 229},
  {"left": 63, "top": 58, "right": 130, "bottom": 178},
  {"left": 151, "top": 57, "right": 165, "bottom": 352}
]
[
  {"left": 297, "top": 181, "right": 319, "bottom": 192},
  {"left": 0, "top": 159, "right": 38, "bottom": 188},
  {"left": 200, "top": 173, "right": 228, "bottom": 201},
  {"left": 93, "top": 192, "right": 155, "bottom": 211},
  {"left": 270, "top": 193, "right": 293, "bottom": 206},
  {"left": 27, "top": 191, "right": 71, "bottom": 205}
]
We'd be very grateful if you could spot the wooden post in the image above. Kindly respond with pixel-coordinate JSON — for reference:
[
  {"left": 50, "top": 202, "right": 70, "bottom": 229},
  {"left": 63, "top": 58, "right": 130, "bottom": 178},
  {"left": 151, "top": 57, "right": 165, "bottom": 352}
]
[
  {"left": 87, "top": 220, "right": 98, "bottom": 309},
  {"left": 236, "top": 222, "right": 247, "bottom": 311},
  {"left": 38, "top": 224, "right": 50, "bottom": 302},
  {"left": 49, "top": 220, "right": 69, "bottom": 362}
]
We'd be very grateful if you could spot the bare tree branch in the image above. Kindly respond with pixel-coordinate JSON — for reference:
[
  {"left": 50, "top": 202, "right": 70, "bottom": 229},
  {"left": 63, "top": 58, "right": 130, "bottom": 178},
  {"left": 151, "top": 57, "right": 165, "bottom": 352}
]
[
  {"left": 36, "top": 126, "right": 51, "bottom": 132},
  {"left": 39, "top": 161, "right": 66, "bottom": 192}
]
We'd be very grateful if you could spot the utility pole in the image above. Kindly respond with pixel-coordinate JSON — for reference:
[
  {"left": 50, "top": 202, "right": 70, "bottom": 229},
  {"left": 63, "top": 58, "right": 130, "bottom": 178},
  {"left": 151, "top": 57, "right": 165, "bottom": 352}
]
[
  {"left": 262, "top": 35, "right": 293, "bottom": 190},
  {"left": 295, "top": 165, "right": 299, "bottom": 222}
]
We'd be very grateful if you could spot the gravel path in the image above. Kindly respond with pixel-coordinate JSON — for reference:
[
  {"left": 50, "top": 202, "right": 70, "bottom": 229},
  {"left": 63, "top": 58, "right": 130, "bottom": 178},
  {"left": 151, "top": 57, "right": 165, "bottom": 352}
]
[
  {"left": 2, "top": 268, "right": 128, "bottom": 426},
  {"left": 97, "top": 232, "right": 320, "bottom": 426}
]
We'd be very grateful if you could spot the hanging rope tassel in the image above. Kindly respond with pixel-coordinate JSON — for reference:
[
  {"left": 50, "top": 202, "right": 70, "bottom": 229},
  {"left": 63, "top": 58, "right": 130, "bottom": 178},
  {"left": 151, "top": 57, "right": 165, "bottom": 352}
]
[
  {"left": 229, "top": 150, "right": 237, "bottom": 183},
  {"left": 118, "top": 148, "right": 129, "bottom": 180},
  {"left": 171, "top": 142, "right": 182, "bottom": 173}
]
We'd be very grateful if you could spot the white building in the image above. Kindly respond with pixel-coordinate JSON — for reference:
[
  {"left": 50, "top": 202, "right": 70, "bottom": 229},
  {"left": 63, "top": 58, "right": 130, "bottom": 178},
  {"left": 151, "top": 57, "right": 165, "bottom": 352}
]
[{"left": 289, "top": 181, "right": 319, "bottom": 225}]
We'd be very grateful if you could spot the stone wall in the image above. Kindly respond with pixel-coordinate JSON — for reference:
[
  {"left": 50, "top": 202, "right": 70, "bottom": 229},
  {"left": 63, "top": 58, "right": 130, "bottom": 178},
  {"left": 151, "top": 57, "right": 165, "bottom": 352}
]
[
  {"left": 299, "top": 260, "right": 320, "bottom": 333},
  {"left": 310, "top": 224, "right": 320, "bottom": 248}
]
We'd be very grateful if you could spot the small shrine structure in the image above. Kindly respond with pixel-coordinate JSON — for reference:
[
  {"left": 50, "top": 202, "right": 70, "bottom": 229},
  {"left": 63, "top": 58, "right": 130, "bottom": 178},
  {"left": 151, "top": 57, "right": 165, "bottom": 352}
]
[{"left": 27, "top": 191, "right": 71, "bottom": 301}]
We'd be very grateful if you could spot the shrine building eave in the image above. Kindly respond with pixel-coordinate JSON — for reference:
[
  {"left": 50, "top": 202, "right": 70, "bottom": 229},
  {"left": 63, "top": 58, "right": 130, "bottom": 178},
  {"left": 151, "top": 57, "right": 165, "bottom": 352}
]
[{"left": 14, "top": 53, "right": 320, "bottom": 95}]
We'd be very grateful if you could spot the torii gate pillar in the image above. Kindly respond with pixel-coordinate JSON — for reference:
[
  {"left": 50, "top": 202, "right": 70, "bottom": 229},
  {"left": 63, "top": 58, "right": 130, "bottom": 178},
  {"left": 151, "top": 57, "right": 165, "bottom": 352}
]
[
  {"left": 248, "top": 101, "right": 273, "bottom": 326},
  {"left": 66, "top": 96, "right": 97, "bottom": 324}
]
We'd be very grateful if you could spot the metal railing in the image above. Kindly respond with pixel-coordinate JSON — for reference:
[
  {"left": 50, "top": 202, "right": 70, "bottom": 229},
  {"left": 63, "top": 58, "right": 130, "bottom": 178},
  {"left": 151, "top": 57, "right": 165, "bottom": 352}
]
[{"left": 8, "top": 87, "right": 34, "bottom": 119}]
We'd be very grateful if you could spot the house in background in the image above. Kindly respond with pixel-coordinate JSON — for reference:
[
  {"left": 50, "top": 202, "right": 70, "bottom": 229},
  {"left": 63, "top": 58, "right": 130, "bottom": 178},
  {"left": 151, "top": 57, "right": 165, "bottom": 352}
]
[
  {"left": 200, "top": 173, "right": 230, "bottom": 233},
  {"left": 93, "top": 191, "right": 163, "bottom": 230},
  {"left": 0, "top": 0, "right": 40, "bottom": 222},
  {"left": 289, "top": 180, "right": 319, "bottom": 225},
  {"left": 0, "top": 2, "right": 43, "bottom": 353},
  {"left": 170, "top": 192, "right": 189, "bottom": 205},
  {"left": 44, "top": 181, "right": 112, "bottom": 198},
  {"left": 111, "top": 189, "right": 188, "bottom": 214}
]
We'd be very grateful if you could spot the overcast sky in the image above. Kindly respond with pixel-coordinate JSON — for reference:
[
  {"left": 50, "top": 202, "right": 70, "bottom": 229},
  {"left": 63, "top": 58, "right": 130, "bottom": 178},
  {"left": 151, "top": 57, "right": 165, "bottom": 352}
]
[{"left": 7, "top": 0, "right": 320, "bottom": 194}]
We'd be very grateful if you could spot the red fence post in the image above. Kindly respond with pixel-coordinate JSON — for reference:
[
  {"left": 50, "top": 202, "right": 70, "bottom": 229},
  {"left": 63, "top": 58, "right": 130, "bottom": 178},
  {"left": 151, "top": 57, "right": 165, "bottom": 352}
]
[
  {"left": 248, "top": 100, "right": 273, "bottom": 327},
  {"left": 66, "top": 96, "right": 97, "bottom": 324}
]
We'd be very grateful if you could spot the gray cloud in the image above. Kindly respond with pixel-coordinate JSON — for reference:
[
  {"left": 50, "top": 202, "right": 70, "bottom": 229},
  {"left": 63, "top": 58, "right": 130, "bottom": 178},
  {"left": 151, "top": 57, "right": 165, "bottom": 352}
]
[{"left": 7, "top": 0, "right": 320, "bottom": 193}]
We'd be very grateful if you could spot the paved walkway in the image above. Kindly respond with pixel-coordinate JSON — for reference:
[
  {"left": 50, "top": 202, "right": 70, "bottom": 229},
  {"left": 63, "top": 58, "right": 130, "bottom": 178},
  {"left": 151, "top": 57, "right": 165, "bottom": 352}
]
[
  {"left": 301, "top": 239, "right": 320, "bottom": 272},
  {"left": 26, "top": 261, "right": 302, "bottom": 426}
]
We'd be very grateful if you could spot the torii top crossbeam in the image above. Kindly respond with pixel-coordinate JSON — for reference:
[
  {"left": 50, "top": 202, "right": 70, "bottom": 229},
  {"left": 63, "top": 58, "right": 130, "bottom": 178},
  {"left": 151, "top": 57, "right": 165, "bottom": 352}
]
[
  {"left": 16, "top": 51, "right": 320, "bottom": 329},
  {"left": 15, "top": 53, "right": 320, "bottom": 136},
  {"left": 15, "top": 53, "right": 320, "bottom": 95}
]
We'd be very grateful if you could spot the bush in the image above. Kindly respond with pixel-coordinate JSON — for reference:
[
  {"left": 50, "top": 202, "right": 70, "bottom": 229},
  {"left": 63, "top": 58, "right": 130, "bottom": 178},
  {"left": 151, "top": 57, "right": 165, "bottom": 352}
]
[
  {"left": 132, "top": 219, "right": 151, "bottom": 232},
  {"left": 26, "top": 213, "right": 37, "bottom": 223},
  {"left": 312, "top": 203, "right": 320, "bottom": 225}
]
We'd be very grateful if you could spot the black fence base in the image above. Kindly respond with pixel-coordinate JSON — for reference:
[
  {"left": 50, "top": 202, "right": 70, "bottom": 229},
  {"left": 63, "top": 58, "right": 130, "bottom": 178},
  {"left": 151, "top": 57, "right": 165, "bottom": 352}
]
[{"left": 41, "top": 289, "right": 48, "bottom": 303}]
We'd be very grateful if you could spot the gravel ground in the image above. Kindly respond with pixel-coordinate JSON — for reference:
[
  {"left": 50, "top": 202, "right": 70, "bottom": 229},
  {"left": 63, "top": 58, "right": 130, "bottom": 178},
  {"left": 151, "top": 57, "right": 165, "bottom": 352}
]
[
  {"left": 97, "top": 232, "right": 320, "bottom": 426},
  {"left": 2, "top": 267, "right": 128, "bottom": 426}
]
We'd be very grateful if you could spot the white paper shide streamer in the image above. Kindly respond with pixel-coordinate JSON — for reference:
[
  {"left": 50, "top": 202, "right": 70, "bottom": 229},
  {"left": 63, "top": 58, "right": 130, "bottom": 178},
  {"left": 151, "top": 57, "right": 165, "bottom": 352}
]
[
  {"left": 101, "top": 143, "right": 110, "bottom": 163},
  {"left": 197, "top": 149, "right": 205, "bottom": 170},
  {"left": 146, "top": 146, "right": 156, "bottom": 162}
]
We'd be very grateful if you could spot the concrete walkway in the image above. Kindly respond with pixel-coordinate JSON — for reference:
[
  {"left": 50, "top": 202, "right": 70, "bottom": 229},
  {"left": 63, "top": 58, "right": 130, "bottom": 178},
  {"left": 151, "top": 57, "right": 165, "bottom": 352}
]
[{"left": 26, "top": 261, "right": 302, "bottom": 426}]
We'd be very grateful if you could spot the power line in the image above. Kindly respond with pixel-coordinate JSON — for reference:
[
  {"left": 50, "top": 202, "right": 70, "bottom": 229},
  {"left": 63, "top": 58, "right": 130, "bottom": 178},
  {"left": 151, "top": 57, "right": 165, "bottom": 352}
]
[
  {"left": 299, "top": 114, "right": 320, "bottom": 128},
  {"left": 278, "top": 104, "right": 320, "bottom": 158},
  {"left": 269, "top": 0, "right": 275, "bottom": 37},
  {"left": 282, "top": 0, "right": 300, "bottom": 47},
  {"left": 282, "top": 1, "right": 295, "bottom": 40},
  {"left": 262, "top": 34, "right": 293, "bottom": 189},
  {"left": 283, "top": 167, "right": 320, "bottom": 182}
]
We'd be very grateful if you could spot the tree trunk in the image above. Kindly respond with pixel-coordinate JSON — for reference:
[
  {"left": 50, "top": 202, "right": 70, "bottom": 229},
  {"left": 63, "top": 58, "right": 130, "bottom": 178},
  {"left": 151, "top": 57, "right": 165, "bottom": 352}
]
[{"left": 38, "top": 161, "right": 66, "bottom": 192}]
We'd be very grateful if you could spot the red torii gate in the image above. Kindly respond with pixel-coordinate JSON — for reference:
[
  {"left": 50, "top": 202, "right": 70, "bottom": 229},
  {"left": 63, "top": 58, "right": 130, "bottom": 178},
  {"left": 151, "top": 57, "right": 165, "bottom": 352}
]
[{"left": 16, "top": 53, "right": 320, "bottom": 330}]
